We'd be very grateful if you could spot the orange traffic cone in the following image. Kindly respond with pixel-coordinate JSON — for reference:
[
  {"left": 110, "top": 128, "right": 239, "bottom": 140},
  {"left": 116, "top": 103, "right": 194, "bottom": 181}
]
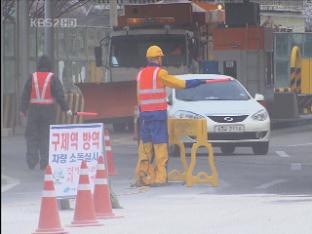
[
  {"left": 70, "top": 161, "right": 103, "bottom": 227},
  {"left": 94, "top": 156, "right": 122, "bottom": 219},
  {"left": 104, "top": 128, "right": 117, "bottom": 176},
  {"left": 33, "top": 165, "right": 68, "bottom": 234}
]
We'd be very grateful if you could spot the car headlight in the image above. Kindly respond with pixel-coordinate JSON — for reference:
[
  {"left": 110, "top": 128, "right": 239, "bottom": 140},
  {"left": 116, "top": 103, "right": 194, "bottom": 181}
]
[
  {"left": 174, "top": 110, "right": 204, "bottom": 119},
  {"left": 251, "top": 109, "right": 268, "bottom": 121}
]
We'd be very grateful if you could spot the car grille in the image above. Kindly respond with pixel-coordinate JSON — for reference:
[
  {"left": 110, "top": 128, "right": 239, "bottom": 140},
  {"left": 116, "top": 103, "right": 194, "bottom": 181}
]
[
  {"left": 207, "top": 115, "right": 248, "bottom": 123},
  {"left": 208, "top": 131, "right": 267, "bottom": 140}
]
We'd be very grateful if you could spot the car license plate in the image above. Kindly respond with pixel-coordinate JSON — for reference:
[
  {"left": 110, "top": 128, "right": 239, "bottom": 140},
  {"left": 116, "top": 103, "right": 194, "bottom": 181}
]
[{"left": 214, "top": 125, "right": 245, "bottom": 132}]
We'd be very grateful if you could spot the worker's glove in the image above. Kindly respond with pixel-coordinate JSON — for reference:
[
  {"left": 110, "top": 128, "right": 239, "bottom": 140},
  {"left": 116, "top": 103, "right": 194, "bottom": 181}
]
[
  {"left": 66, "top": 109, "right": 73, "bottom": 117},
  {"left": 186, "top": 79, "right": 204, "bottom": 88}
]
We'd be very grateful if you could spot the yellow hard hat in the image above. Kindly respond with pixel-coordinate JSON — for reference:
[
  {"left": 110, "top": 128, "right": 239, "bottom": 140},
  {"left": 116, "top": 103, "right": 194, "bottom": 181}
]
[{"left": 146, "top": 45, "right": 164, "bottom": 58}]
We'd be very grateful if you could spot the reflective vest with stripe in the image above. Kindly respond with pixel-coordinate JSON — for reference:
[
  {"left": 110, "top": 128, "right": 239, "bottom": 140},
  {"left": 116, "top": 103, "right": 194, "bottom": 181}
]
[
  {"left": 137, "top": 66, "right": 167, "bottom": 112},
  {"left": 30, "top": 72, "right": 54, "bottom": 104}
]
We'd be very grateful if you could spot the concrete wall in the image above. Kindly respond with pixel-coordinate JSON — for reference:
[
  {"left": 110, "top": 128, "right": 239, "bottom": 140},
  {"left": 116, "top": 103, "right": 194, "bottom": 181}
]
[{"left": 212, "top": 50, "right": 274, "bottom": 100}]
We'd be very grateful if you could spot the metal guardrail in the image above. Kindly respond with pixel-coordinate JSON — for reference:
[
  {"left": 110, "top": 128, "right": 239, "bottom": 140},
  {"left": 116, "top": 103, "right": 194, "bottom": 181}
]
[
  {"left": 55, "top": 92, "right": 85, "bottom": 124},
  {"left": 2, "top": 92, "right": 84, "bottom": 131},
  {"left": 3, "top": 94, "right": 16, "bottom": 129}
]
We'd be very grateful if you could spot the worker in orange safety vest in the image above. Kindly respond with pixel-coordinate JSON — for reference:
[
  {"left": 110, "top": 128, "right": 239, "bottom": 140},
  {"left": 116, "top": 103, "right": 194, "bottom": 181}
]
[
  {"left": 20, "top": 55, "right": 72, "bottom": 170},
  {"left": 135, "top": 45, "right": 205, "bottom": 186}
]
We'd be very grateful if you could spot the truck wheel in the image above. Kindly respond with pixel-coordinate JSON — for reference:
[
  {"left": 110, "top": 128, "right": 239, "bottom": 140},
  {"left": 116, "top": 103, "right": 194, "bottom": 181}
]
[
  {"left": 252, "top": 142, "right": 269, "bottom": 155},
  {"left": 221, "top": 145, "right": 235, "bottom": 155},
  {"left": 169, "top": 145, "right": 180, "bottom": 157}
]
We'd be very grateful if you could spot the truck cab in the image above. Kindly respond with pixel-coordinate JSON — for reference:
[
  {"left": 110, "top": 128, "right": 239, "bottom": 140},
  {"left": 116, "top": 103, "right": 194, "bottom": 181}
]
[{"left": 106, "top": 28, "right": 199, "bottom": 83}]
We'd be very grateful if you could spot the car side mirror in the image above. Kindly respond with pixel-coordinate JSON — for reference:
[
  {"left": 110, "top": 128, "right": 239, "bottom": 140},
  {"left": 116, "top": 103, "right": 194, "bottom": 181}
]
[
  {"left": 254, "top": 93, "right": 264, "bottom": 101},
  {"left": 94, "top": 46, "right": 102, "bottom": 67}
]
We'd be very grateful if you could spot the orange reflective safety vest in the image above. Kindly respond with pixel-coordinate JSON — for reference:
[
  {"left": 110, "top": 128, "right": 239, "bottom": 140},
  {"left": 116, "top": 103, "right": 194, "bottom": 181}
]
[
  {"left": 137, "top": 66, "right": 167, "bottom": 112},
  {"left": 30, "top": 72, "right": 54, "bottom": 104}
]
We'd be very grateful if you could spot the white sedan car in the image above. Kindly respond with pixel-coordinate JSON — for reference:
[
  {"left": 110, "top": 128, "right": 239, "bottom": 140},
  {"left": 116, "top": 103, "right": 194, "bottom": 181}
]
[{"left": 167, "top": 74, "right": 270, "bottom": 155}]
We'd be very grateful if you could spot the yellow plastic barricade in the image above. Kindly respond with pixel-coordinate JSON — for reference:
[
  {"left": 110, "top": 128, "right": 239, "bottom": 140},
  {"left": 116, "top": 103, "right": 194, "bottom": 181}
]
[{"left": 168, "top": 118, "right": 219, "bottom": 187}]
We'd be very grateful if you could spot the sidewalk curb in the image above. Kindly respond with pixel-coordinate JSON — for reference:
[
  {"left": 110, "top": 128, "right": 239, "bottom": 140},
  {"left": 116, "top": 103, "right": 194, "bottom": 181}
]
[
  {"left": 1, "top": 175, "right": 20, "bottom": 193},
  {"left": 271, "top": 116, "right": 312, "bottom": 129}
]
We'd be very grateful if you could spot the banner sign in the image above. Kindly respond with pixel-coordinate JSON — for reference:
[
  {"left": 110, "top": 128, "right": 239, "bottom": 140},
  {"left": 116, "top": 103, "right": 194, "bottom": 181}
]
[{"left": 49, "top": 123, "right": 104, "bottom": 198}]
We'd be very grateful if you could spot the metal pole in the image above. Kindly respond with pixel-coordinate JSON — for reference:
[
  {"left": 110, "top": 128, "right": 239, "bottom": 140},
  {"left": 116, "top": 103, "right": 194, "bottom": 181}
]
[
  {"left": 1, "top": 0, "right": 4, "bottom": 132},
  {"left": 44, "top": 0, "right": 54, "bottom": 68},
  {"left": 110, "top": 0, "right": 118, "bottom": 28},
  {"left": 17, "top": 0, "right": 29, "bottom": 129},
  {"left": 17, "top": 0, "right": 29, "bottom": 92}
]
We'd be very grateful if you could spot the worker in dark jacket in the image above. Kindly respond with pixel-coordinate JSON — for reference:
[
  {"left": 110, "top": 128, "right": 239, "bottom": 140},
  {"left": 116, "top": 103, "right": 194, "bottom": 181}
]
[{"left": 20, "top": 55, "right": 72, "bottom": 170}]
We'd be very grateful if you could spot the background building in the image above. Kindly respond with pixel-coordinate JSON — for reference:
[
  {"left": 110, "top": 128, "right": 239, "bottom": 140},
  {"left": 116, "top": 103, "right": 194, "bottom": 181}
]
[{"left": 1, "top": 0, "right": 311, "bottom": 134}]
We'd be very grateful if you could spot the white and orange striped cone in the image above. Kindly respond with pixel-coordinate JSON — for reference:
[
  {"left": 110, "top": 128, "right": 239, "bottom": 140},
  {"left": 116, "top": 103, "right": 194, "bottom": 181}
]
[
  {"left": 94, "top": 156, "right": 123, "bottom": 219},
  {"left": 70, "top": 161, "right": 103, "bottom": 227},
  {"left": 33, "top": 165, "right": 68, "bottom": 234},
  {"left": 104, "top": 128, "right": 117, "bottom": 176}
]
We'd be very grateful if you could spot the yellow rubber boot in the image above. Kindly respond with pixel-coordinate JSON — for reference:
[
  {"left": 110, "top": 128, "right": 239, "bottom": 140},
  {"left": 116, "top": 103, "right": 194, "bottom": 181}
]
[
  {"left": 135, "top": 141, "right": 155, "bottom": 186},
  {"left": 153, "top": 143, "right": 168, "bottom": 185}
]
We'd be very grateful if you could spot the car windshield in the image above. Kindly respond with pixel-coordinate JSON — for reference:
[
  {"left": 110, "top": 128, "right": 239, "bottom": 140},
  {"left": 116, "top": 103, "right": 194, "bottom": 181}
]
[
  {"left": 176, "top": 80, "right": 250, "bottom": 101},
  {"left": 110, "top": 35, "right": 186, "bottom": 68}
]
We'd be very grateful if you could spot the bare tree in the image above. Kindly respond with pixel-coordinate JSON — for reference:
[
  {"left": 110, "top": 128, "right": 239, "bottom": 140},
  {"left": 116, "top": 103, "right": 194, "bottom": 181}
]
[
  {"left": 2, "top": 0, "right": 15, "bottom": 22},
  {"left": 3, "top": 0, "right": 93, "bottom": 22},
  {"left": 29, "top": 0, "right": 92, "bottom": 19}
]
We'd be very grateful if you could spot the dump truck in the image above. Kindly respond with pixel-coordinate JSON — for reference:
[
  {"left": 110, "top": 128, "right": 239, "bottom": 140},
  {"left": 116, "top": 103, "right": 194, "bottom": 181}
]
[{"left": 76, "top": 2, "right": 210, "bottom": 131}]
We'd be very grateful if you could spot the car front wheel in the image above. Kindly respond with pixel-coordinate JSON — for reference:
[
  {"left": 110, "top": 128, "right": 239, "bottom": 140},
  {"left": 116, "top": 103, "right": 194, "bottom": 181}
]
[
  {"left": 252, "top": 142, "right": 269, "bottom": 155},
  {"left": 220, "top": 145, "right": 235, "bottom": 155}
]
